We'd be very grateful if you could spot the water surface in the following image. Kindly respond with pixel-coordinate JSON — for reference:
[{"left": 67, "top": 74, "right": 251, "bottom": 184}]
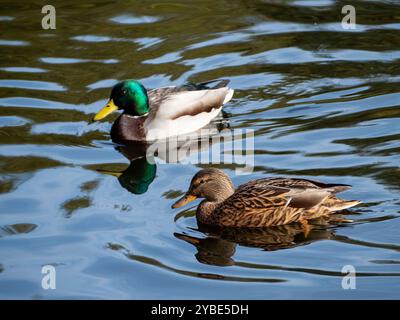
[{"left": 0, "top": 0, "right": 400, "bottom": 299}]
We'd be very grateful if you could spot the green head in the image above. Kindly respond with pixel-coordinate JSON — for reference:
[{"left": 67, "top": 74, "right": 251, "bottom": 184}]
[{"left": 93, "top": 80, "right": 149, "bottom": 120}]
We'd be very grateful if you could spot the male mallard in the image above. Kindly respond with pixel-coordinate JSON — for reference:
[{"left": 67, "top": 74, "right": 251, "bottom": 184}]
[
  {"left": 93, "top": 79, "right": 234, "bottom": 142},
  {"left": 172, "top": 168, "right": 361, "bottom": 228}
]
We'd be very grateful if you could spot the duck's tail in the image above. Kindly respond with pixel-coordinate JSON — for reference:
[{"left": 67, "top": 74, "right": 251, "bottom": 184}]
[
  {"left": 223, "top": 88, "right": 235, "bottom": 104},
  {"left": 198, "top": 79, "right": 230, "bottom": 89},
  {"left": 197, "top": 79, "right": 234, "bottom": 104},
  {"left": 325, "top": 197, "right": 361, "bottom": 212}
]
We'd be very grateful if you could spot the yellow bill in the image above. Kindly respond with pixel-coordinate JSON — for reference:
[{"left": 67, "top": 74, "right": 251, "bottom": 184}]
[
  {"left": 172, "top": 194, "right": 197, "bottom": 208},
  {"left": 93, "top": 99, "right": 118, "bottom": 121}
]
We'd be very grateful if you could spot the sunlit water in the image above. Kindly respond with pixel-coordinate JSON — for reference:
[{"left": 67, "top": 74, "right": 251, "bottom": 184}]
[{"left": 0, "top": 0, "right": 400, "bottom": 299}]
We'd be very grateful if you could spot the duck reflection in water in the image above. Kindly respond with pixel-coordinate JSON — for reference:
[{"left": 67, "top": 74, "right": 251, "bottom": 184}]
[
  {"left": 97, "top": 113, "right": 230, "bottom": 195},
  {"left": 174, "top": 216, "right": 344, "bottom": 266},
  {"left": 98, "top": 155, "right": 156, "bottom": 195}
]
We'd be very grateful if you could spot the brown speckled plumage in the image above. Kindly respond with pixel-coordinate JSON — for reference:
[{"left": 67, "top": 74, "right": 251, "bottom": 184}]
[{"left": 172, "top": 168, "right": 361, "bottom": 228}]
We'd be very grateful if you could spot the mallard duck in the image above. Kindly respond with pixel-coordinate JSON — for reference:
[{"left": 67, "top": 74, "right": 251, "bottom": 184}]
[
  {"left": 93, "top": 79, "right": 234, "bottom": 142},
  {"left": 172, "top": 168, "right": 361, "bottom": 228}
]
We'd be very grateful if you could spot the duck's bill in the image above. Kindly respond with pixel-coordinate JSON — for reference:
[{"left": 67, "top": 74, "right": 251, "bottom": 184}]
[
  {"left": 172, "top": 194, "right": 197, "bottom": 208},
  {"left": 93, "top": 99, "right": 118, "bottom": 121}
]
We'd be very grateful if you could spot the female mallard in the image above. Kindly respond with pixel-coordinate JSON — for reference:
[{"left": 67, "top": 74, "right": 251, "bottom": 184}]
[
  {"left": 172, "top": 168, "right": 361, "bottom": 228},
  {"left": 93, "top": 79, "right": 234, "bottom": 142}
]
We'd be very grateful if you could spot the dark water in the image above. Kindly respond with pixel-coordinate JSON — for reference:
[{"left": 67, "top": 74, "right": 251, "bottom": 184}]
[{"left": 1, "top": 0, "right": 400, "bottom": 299}]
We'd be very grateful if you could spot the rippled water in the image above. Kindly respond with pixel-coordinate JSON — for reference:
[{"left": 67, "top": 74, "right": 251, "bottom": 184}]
[{"left": 1, "top": 0, "right": 400, "bottom": 299}]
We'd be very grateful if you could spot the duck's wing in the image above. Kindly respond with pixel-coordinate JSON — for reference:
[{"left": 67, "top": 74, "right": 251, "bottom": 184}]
[
  {"left": 149, "top": 87, "right": 233, "bottom": 119},
  {"left": 144, "top": 81, "right": 234, "bottom": 140},
  {"left": 147, "top": 79, "right": 231, "bottom": 108},
  {"left": 214, "top": 184, "right": 294, "bottom": 227},
  {"left": 215, "top": 180, "right": 342, "bottom": 227},
  {"left": 238, "top": 177, "right": 352, "bottom": 208},
  {"left": 235, "top": 180, "right": 336, "bottom": 209},
  {"left": 245, "top": 177, "right": 352, "bottom": 193},
  {"left": 147, "top": 86, "right": 186, "bottom": 108},
  {"left": 262, "top": 178, "right": 351, "bottom": 193},
  {"left": 223, "top": 183, "right": 292, "bottom": 210}
]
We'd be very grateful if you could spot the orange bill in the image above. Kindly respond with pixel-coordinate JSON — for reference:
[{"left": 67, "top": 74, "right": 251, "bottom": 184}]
[{"left": 172, "top": 194, "right": 197, "bottom": 208}]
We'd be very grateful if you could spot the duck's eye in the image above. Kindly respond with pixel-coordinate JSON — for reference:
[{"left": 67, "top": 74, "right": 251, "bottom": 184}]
[
  {"left": 192, "top": 179, "right": 207, "bottom": 189},
  {"left": 120, "top": 89, "right": 127, "bottom": 96}
]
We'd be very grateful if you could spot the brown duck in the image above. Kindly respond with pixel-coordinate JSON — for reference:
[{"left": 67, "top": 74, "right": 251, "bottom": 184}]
[{"left": 172, "top": 168, "right": 361, "bottom": 228}]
